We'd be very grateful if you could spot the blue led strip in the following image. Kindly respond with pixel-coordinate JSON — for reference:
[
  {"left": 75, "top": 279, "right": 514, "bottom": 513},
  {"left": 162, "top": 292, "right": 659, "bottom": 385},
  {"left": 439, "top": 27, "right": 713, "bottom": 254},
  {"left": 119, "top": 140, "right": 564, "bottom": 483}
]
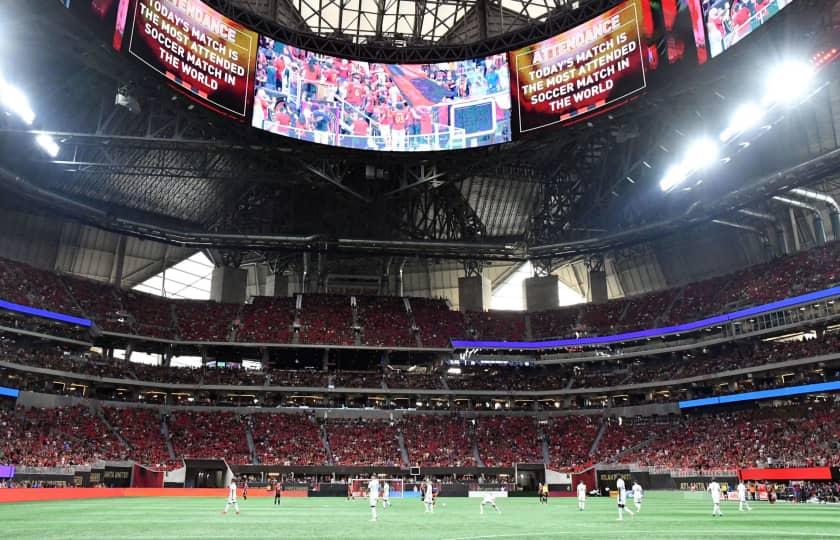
[
  {"left": 679, "top": 380, "right": 840, "bottom": 409},
  {"left": 451, "top": 285, "right": 840, "bottom": 350},
  {"left": 0, "top": 386, "right": 20, "bottom": 398},
  {"left": 0, "top": 299, "right": 91, "bottom": 328}
]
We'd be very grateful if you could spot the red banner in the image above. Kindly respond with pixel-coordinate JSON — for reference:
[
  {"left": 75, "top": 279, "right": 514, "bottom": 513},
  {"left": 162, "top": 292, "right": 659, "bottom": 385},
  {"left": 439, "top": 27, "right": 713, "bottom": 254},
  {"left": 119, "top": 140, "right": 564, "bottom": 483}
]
[{"left": 739, "top": 467, "right": 832, "bottom": 481}]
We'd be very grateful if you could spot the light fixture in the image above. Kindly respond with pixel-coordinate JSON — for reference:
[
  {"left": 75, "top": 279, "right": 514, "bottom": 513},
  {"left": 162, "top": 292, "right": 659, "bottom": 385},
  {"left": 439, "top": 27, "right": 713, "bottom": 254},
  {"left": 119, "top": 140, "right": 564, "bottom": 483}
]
[
  {"left": 659, "top": 163, "right": 688, "bottom": 192},
  {"left": 0, "top": 78, "right": 35, "bottom": 125},
  {"left": 720, "top": 103, "right": 763, "bottom": 142},
  {"left": 682, "top": 138, "right": 719, "bottom": 171},
  {"left": 35, "top": 133, "right": 60, "bottom": 157},
  {"left": 763, "top": 61, "right": 814, "bottom": 106}
]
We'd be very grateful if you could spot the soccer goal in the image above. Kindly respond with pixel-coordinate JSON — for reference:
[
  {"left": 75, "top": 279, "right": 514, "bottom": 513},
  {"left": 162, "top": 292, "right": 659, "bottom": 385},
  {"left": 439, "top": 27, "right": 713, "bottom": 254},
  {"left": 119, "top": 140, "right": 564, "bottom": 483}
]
[{"left": 349, "top": 478, "right": 406, "bottom": 499}]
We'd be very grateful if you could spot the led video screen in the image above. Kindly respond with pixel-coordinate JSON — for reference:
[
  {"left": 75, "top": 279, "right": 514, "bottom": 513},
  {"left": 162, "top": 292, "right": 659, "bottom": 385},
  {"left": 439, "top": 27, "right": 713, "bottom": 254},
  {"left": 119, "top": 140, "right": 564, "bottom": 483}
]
[
  {"left": 63, "top": 0, "right": 133, "bottom": 50},
  {"left": 510, "top": 0, "right": 647, "bottom": 133},
  {"left": 703, "top": 0, "right": 796, "bottom": 57},
  {"left": 128, "top": 0, "right": 258, "bottom": 117},
  {"left": 252, "top": 37, "right": 511, "bottom": 151}
]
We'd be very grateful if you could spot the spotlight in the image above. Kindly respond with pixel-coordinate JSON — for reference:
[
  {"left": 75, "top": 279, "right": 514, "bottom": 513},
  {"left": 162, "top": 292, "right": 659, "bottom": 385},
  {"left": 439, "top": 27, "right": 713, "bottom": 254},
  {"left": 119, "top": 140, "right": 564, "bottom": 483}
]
[
  {"left": 719, "top": 103, "right": 763, "bottom": 142},
  {"left": 0, "top": 79, "right": 35, "bottom": 125},
  {"left": 682, "top": 138, "right": 719, "bottom": 171},
  {"left": 763, "top": 61, "right": 814, "bottom": 106},
  {"left": 659, "top": 164, "right": 687, "bottom": 192},
  {"left": 35, "top": 133, "right": 60, "bottom": 157}
]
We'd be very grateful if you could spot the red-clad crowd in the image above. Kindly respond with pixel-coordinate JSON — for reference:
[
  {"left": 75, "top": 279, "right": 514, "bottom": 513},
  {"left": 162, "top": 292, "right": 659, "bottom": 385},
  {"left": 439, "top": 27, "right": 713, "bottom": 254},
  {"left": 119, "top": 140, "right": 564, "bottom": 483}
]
[
  {"left": 250, "top": 413, "right": 327, "bottom": 466},
  {"left": 326, "top": 418, "right": 402, "bottom": 466},
  {"left": 168, "top": 411, "right": 251, "bottom": 464},
  {"left": 102, "top": 406, "right": 178, "bottom": 470},
  {"left": 358, "top": 296, "right": 414, "bottom": 347},
  {"left": 410, "top": 297, "right": 469, "bottom": 347},
  {"left": 298, "top": 294, "right": 354, "bottom": 345},
  {"left": 403, "top": 415, "right": 476, "bottom": 467},
  {"left": 475, "top": 416, "right": 543, "bottom": 467}
]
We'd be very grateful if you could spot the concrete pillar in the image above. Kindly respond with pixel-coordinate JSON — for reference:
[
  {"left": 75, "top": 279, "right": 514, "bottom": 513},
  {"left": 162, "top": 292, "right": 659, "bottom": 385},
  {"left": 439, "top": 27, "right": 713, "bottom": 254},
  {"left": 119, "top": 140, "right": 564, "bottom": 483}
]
[
  {"left": 523, "top": 275, "right": 559, "bottom": 311},
  {"left": 814, "top": 214, "right": 827, "bottom": 246},
  {"left": 775, "top": 226, "right": 789, "bottom": 256},
  {"left": 163, "top": 344, "right": 173, "bottom": 367},
  {"left": 789, "top": 207, "right": 801, "bottom": 252},
  {"left": 588, "top": 269, "right": 608, "bottom": 303},
  {"left": 124, "top": 343, "right": 133, "bottom": 363},
  {"left": 210, "top": 266, "right": 248, "bottom": 303},
  {"left": 111, "top": 235, "right": 126, "bottom": 287},
  {"left": 265, "top": 273, "right": 291, "bottom": 297},
  {"left": 458, "top": 275, "right": 491, "bottom": 312},
  {"left": 830, "top": 211, "right": 840, "bottom": 241}
]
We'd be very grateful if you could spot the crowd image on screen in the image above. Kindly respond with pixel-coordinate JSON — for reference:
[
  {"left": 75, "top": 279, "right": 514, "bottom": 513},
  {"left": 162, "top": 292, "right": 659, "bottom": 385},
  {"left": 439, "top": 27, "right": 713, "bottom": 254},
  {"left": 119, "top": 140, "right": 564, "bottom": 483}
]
[
  {"left": 703, "top": 0, "right": 794, "bottom": 56},
  {"left": 252, "top": 37, "right": 510, "bottom": 151}
]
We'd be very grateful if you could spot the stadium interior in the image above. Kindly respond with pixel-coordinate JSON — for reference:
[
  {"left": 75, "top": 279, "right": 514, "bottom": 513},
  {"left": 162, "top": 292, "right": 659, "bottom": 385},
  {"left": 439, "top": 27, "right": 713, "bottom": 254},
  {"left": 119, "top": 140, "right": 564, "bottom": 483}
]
[{"left": 0, "top": 0, "right": 839, "bottom": 534}]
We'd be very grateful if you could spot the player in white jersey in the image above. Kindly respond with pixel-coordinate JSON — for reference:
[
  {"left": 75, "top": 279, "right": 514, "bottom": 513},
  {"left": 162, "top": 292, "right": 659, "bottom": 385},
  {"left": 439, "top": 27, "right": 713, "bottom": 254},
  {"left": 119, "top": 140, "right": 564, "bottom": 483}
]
[
  {"left": 223, "top": 478, "right": 240, "bottom": 515},
  {"left": 423, "top": 479, "right": 435, "bottom": 513},
  {"left": 737, "top": 481, "right": 752, "bottom": 512},
  {"left": 381, "top": 481, "right": 391, "bottom": 509},
  {"left": 708, "top": 479, "right": 723, "bottom": 516},
  {"left": 632, "top": 481, "right": 644, "bottom": 513},
  {"left": 616, "top": 477, "right": 635, "bottom": 521},
  {"left": 480, "top": 492, "right": 501, "bottom": 515},
  {"left": 576, "top": 481, "right": 587, "bottom": 511},
  {"left": 367, "top": 475, "right": 380, "bottom": 521}
]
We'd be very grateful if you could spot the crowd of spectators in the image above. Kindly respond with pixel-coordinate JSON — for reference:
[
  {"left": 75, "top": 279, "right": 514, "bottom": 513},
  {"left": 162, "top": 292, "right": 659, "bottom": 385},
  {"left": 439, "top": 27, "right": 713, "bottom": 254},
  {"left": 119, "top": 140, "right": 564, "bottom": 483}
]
[
  {"left": 250, "top": 413, "right": 327, "bottom": 465},
  {"left": 358, "top": 296, "right": 414, "bottom": 347},
  {"left": 235, "top": 298, "right": 294, "bottom": 343},
  {"left": 0, "top": 405, "right": 123, "bottom": 467},
  {"left": 2, "top": 242, "right": 839, "bottom": 347},
  {"left": 102, "top": 406, "right": 178, "bottom": 470},
  {"left": 546, "top": 415, "right": 600, "bottom": 471},
  {"left": 410, "top": 298, "right": 468, "bottom": 347},
  {"left": 326, "top": 418, "right": 402, "bottom": 466},
  {"left": 299, "top": 295, "right": 354, "bottom": 345},
  {"left": 384, "top": 371, "right": 443, "bottom": 389},
  {"left": 475, "top": 416, "right": 542, "bottom": 467},
  {"left": 465, "top": 310, "right": 527, "bottom": 341},
  {"left": 617, "top": 400, "right": 840, "bottom": 469},
  {"left": 403, "top": 415, "right": 476, "bottom": 467},
  {"left": 174, "top": 301, "right": 239, "bottom": 342},
  {"left": 168, "top": 411, "right": 251, "bottom": 464}
]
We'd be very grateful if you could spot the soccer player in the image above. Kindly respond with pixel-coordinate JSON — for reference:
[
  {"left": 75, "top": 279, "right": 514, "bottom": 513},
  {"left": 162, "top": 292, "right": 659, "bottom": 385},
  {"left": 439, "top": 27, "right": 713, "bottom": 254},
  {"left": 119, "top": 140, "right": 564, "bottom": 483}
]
[
  {"left": 541, "top": 482, "right": 549, "bottom": 504},
  {"left": 537, "top": 482, "right": 545, "bottom": 504},
  {"left": 223, "top": 478, "right": 240, "bottom": 515},
  {"left": 737, "top": 481, "right": 752, "bottom": 512},
  {"left": 381, "top": 481, "right": 391, "bottom": 509},
  {"left": 367, "top": 475, "right": 380, "bottom": 521},
  {"left": 274, "top": 480, "right": 282, "bottom": 505},
  {"left": 480, "top": 492, "right": 501, "bottom": 515},
  {"left": 577, "top": 480, "right": 586, "bottom": 511},
  {"left": 242, "top": 478, "right": 249, "bottom": 501},
  {"left": 708, "top": 478, "right": 723, "bottom": 517},
  {"left": 616, "top": 476, "right": 635, "bottom": 521},
  {"left": 632, "top": 480, "right": 643, "bottom": 513},
  {"left": 423, "top": 479, "right": 435, "bottom": 513}
]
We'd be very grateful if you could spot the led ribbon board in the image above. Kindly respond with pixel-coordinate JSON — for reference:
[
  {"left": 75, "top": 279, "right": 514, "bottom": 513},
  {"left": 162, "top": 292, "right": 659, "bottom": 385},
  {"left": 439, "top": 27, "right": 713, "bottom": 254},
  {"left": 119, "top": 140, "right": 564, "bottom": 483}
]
[
  {"left": 510, "top": 0, "right": 647, "bottom": 133},
  {"left": 0, "top": 299, "right": 92, "bottom": 327},
  {"left": 679, "top": 380, "right": 840, "bottom": 409},
  {"left": 451, "top": 285, "right": 840, "bottom": 350}
]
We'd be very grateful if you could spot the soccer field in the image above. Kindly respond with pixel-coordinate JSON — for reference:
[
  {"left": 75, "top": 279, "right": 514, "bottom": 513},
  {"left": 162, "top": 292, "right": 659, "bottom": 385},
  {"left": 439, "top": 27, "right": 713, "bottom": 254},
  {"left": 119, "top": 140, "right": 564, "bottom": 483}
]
[{"left": 0, "top": 492, "right": 838, "bottom": 539}]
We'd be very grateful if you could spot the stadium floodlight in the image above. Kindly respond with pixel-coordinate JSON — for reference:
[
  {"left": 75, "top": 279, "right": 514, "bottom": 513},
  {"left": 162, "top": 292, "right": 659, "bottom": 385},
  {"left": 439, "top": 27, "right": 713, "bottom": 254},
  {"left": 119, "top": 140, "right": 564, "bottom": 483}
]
[
  {"left": 763, "top": 61, "right": 815, "bottom": 106},
  {"left": 0, "top": 78, "right": 35, "bottom": 125},
  {"left": 682, "top": 138, "right": 719, "bottom": 171},
  {"left": 719, "top": 103, "right": 763, "bottom": 142},
  {"left": 35, "top": 133, "right": 59, "bottom": 157},
  {"left": 659, "top": 163, "right": 688, "bottom": 192}
]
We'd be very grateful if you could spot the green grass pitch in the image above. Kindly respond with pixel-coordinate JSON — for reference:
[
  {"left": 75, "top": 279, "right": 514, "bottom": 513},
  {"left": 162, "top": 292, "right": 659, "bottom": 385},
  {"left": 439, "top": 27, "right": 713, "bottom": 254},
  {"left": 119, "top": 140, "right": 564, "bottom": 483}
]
[{"left": 0, "top": 491, "right": 838, "bottom": 539}]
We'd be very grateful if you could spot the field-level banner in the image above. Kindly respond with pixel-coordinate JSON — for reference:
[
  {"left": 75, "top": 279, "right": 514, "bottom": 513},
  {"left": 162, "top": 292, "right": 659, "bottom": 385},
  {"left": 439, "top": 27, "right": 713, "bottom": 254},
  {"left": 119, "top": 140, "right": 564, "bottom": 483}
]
[
  {"left": 511, "top": 0, "right": 647, "bottom": 133},
  {"left": 128, "top": 0, "right": 258, "bottom": 117}
]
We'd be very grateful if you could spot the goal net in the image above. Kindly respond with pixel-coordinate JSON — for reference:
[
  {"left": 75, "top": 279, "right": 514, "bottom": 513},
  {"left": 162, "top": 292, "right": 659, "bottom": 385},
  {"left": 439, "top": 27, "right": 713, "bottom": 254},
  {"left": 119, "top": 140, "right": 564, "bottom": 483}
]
[{"left": 349, "top": 478, "right": 405, "bottom": 499}]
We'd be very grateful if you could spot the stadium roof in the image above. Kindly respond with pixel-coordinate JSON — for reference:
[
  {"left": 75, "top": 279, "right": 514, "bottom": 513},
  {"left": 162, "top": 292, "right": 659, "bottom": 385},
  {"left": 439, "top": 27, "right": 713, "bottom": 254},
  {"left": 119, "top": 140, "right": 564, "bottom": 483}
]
[
  {"left": 229, "top": 0, "right": 567, "bottom": 45},
  {"left": 1, "top": 0, "right": 838, "bottom": 268}
]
